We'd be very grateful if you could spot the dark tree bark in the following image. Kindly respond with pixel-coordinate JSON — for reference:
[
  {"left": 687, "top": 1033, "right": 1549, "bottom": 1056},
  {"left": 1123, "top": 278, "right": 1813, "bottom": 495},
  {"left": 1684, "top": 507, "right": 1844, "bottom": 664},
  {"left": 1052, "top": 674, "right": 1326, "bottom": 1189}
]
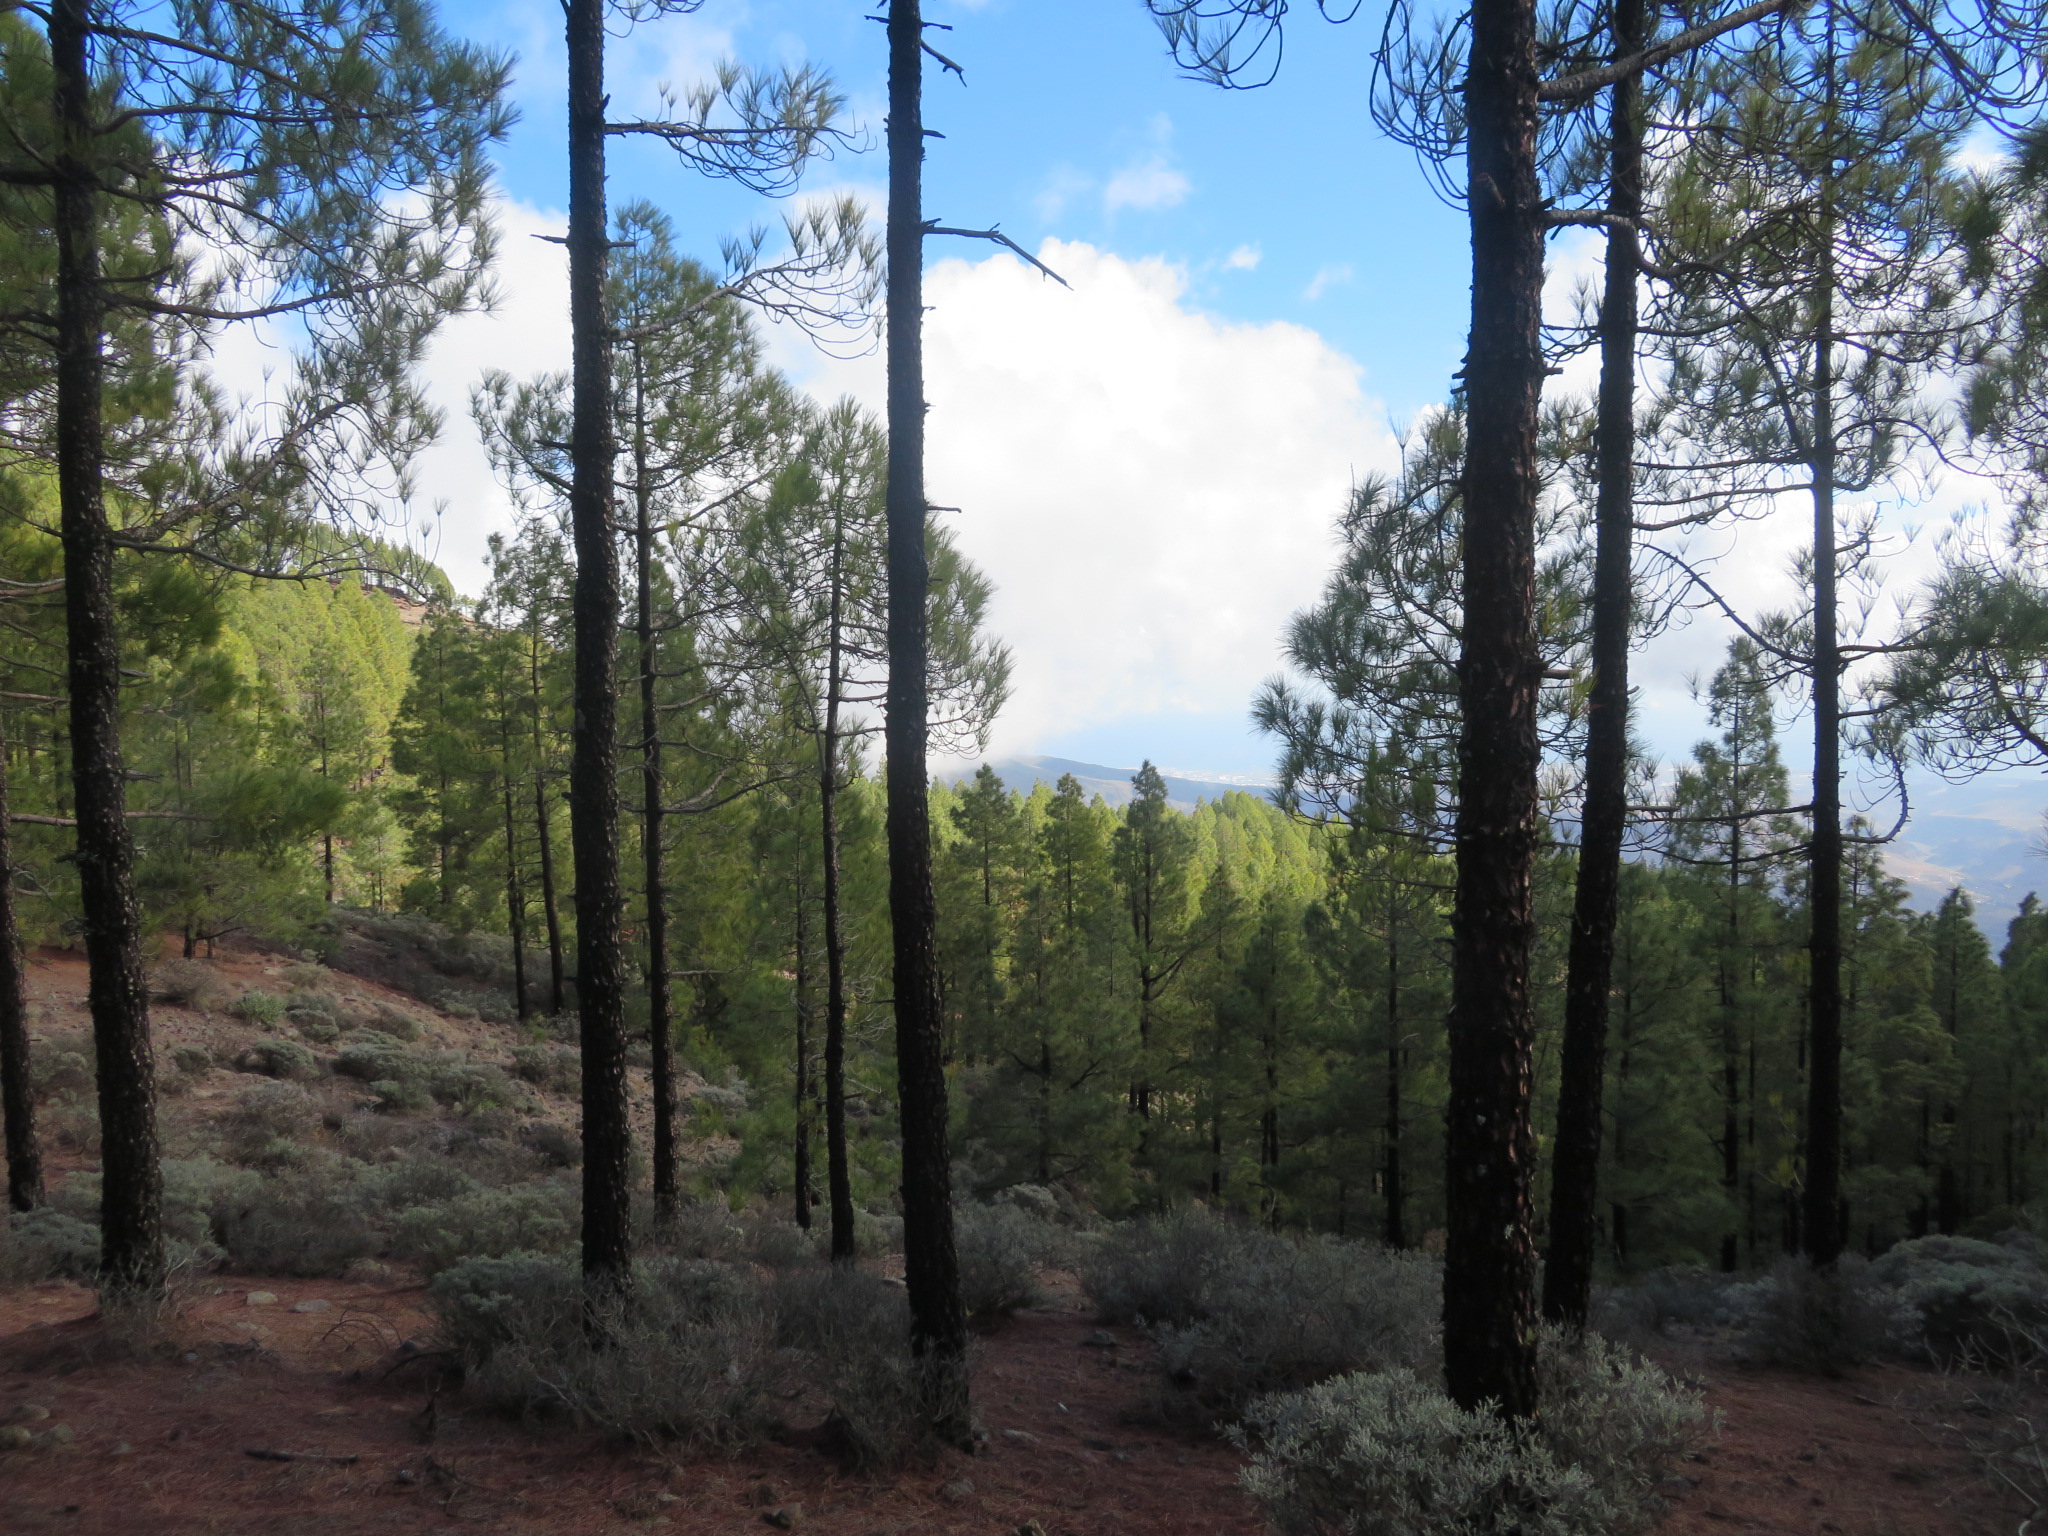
[
  {"left": 820, "top": 526, "right": 856, "bottom": 1260},
  {"left": 0, "top": 713, "right": 45, "bottom": 1213},
  {"left": 52, "top": 0, "right": 164, "bottom": 1295},
  {"left": 794, "top": 886, "right": 814, "bottom": 1231},
  {"left": 530, "top": 634, "right": 566, "bottom": 1015},
  {"left": 1542, "top": 0, "right": 1645, "bottom": 1331},
  {"left": 631, "top": 351, "right": 679, "bottom": 1226},
  {"left": 565, "top": 0, "right": 632, "bottom": 1294},
  {"left": 884, "top": 0, "right": 971, "bottom": 1446},
  {"left": 1803, "top": 231, "right": 1844, "bottom": 1267},
  {"left": 1384, "top": 887, "right": 1405, "bottom": 1250},
  {"left": 501, "top": 766, "right": 530, "bottom": 1021},
  {"left": 1443, "top": 0, "right": 1544, "bottom": 1421}
]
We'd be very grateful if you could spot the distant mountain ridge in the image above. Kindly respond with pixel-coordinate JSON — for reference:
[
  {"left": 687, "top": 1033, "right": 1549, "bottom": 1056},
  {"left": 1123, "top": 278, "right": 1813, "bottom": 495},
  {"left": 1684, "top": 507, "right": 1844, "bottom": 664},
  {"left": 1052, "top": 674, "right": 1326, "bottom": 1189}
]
[{"left": 935, "top": 754, "right": 1277, "bottom": 813}]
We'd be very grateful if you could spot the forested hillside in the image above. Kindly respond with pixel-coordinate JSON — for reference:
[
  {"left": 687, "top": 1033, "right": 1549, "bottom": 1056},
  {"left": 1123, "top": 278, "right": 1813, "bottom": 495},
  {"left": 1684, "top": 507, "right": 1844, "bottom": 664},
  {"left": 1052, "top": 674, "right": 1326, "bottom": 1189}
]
[{"left": 9, "top": 0, "right": 2048, "bottom": 1526}]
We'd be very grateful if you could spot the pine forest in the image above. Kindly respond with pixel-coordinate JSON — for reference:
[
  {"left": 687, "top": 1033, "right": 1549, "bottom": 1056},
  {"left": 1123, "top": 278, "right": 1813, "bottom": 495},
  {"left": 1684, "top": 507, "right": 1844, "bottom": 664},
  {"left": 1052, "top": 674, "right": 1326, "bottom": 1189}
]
[{"left": 6, "top": 0, "right": 2048, "bottom": 1530}]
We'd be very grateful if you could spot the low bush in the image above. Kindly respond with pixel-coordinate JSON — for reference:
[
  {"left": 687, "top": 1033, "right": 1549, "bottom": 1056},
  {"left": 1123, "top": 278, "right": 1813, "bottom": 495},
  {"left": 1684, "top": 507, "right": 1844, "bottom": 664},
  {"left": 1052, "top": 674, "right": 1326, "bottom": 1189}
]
[
  {"left": 284, "top": 987, "right": 340, "bottom": 1023},
  {"left": 231, "top": 990, "right": 286, "bottom": 1025},
  {"left": 233, "top": 1038, "right": 318, "bottom": 1081},
  {"left": 0, "top": 1207, "right": 101, "bottom": 1283},
  {"left": 1868, "top": 1234, "right": 2048, "bottom": 1365},
  {"left": 221, "top": 1080, "right": 318, "bottom": 1166},
  {"left": 1085, "top": 1208, "right": 1439, "bottom": 1419},
  {"left": 171, "top": 1044, "right": 213, "bottom": 1077},
  {"left": 509, "top": 1043, "right": 580, "bottom": 1095},
  {"left": 433, "top": 1252, "right": 777, "bottom": 1450},
  {"left": 1238, "top": 1330, "right": 1707, "bottom": 1536},
  {"left": 333, "top": 1030, "right": 420, "bottom": 1083},
  {"left": 279, "top": 963, "right": 330, "bottom": 990},
  {"left": 516, "top": 1120, "right": 581, "bottom": 1168},
  {"left": 741, "top": 1213, "right": 819, "bottom": 1272},
  {"left": 1737, "top": 1257, "right": 1892, "bottom": 1376},
  {"left": 954, "top": 1201, "right": 1054, "bottom": 1322},
  {"left": 770, "top": 1265, "right": 929, "bottom": 1467},
  {"left": 32, "top": 1031, "right": 95, "bottom": 1102},
  {"left": 210, "top": 1165, "right": 382, "bottom": 1276},
  {"left": 428, "top": 1252, "right": 581, "bottom": 1361},
  {"left": 370, "top": 1004, "right": 424, "bottom": 1042},
  {"left": 150, "top": 959, "right": 230, "bottom": 1011},
  {"left": 391, "top": 1180, "right": 578, "bottom": 1276}
]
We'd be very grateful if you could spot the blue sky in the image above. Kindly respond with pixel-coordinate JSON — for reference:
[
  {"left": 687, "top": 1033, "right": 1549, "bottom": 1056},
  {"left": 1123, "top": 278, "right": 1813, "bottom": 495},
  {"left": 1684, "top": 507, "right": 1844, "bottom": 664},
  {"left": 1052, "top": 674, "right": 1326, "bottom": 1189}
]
[
  {"left": 449, "top": 0, "right": 1473, "bottom": 413},
  {"left": 382, "top": 0, "right": 2048, "bottom": 915}
]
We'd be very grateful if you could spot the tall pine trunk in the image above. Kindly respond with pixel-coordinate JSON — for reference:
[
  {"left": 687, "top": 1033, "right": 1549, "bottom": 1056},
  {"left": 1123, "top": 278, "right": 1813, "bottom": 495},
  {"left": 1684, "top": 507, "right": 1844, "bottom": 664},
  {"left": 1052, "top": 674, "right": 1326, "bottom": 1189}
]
[
  {"left": 794, "top": 885, "right": 813, "bottom": 1231},
  {"left": 1384, "top": 887, "right": 1405, "bottom": 1250},
  {"left": 1803, "top": 216, "right": 1844, "bottom": 1266},
  {"left": 501, "top": 765, "right": 530, "bottom": 1021},
  {"left": 52, "top": 0, "right": 164, "bottom": 1295},
  {"left": 1543, "top": 0, "right": 1645, "bottom": 1329},
  {"left": 0, "top": 712, "right": 44, "bottom": 1212},
  {"left": 884, "top": 0, "right": 970, "bottom": 1445},
  {"left": 530, "top": 634, "right": 566, "bottom": 1015},
  {"left": 1444, "top": 0, "right": 1545, "bottom": 1421},
  {"left": 820, "top": 533, "right": 856, "bottom": 1258},
  {"left": 565, "top": 0, "right": 631, "bottom": 1293},
  {"left": 632, "top": 354, "right": 678, "bottom": 1226}
]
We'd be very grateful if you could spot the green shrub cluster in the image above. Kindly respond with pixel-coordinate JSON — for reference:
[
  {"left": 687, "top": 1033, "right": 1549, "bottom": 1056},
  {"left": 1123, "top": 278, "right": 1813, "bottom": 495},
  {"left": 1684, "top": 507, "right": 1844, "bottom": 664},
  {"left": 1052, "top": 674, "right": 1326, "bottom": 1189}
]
[
  {"left": 1084, "top": 1207, "right": 1439, "bottom": 1418},
  {"left": 954, "top": 1201, "right": 1058, "bottom": 1321},
  {"left": 1238, "top": 1332, "right": 1708, "bottom": 1536}
]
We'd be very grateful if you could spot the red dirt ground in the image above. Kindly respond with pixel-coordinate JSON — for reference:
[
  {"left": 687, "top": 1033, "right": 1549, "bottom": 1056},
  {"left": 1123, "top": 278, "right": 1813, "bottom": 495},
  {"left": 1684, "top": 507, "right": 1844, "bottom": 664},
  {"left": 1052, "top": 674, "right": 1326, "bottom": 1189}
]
[
  {"left": 0, "top": 1275, "right": 2020, "bottom": 1536},
  {"left": 0, "top": 1273, "right": 1263, "bottom": 1536}
]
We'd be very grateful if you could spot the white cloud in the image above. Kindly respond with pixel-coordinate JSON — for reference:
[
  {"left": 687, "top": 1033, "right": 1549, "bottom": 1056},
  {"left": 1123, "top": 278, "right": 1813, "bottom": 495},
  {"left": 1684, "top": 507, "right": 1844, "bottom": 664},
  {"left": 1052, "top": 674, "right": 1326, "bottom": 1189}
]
[
  {"left": 782, "top": 240, "right": 1400, "bottom": 759},
  {"left": 1103, "top": 155, "right": 1191, "bottom": 214},
  {"left": 399, "top": 198, "right": 574, "bottom": 592},
  {"left": 1224, "top": 244, "right": 1261, "bottom": 271},
  {"left": 1303, "top": 263, "right": 1352, "bottom": 301}
]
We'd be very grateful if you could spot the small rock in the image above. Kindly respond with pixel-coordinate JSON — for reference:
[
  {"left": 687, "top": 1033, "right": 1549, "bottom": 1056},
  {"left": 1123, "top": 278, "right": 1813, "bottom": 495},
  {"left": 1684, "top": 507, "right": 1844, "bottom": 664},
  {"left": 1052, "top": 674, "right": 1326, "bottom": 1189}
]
[
  {"left": 110, "top": 1442, "right": 132, "bottom": 1456},
  {"left": 762, "top": 1505, "right": 804, "bottom": 1530},
  {"left": 11, "top": 1404, "right": 51, "bottom": 1424},
  {"left": 0, "top": 1426, "right": 33, "bottom": 1451},
  {"left": 939, "top": 1479, "right": 975, "bottom": 1503},
  {"left": 394, "top": 1468, "right": 416, "bottom": 1486},
  {"left": 1081, "top": 1329, "right": 1116, "bottom": 1348},
  {"left": 43, "top": 1423, "right": 74, "bottom": 1446},
  {"left": 1082, "top": 1436, "right": 1115, "bottom": 1452},
  {"left": 656, "top": 1491, "right": 680, "bottom": 1505},
  {"left": 245, "top": 1291, "right": 278, "bottom": 1307},
  {"left": 289, "top": 1299, "right": 331, "bottom": 1315},
  {"left": 749, "top": 1483, "right": 782, "bottom": 1507},
  {"left": 1001, "top": 1428, "right": 1039, "bottom": 1445}
]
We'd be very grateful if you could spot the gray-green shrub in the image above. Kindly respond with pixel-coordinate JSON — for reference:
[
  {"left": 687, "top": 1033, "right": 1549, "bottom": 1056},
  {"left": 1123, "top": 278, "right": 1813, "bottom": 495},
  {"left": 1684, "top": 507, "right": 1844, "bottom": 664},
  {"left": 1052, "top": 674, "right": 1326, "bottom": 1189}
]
[
  {"left": 32, "top": 1031, "right": 95, "bottom": 1101},
  {"left": 0, "top": 1207, "right": 101, "bottom": 1282},
  {"left": 1239, "top": 1331, "right": 1707, "bottom": 1536},
  {"left": 1736, "top": 1257, "right": 1891, "bottom": 1376},
  {"left": 955, "top": 1201, "right": 1054, "bottom": 1321},
  {"left": 1868, "top": 1234, "right": 2048, "bottom": 1364},
  {"left": 391, "top": 1180, "right": 578, "bottom": 1276},
  {"left": 233, "top": 1038, "right": 318, "bottom": 1081},
  {"left": 150, "top": 959, "right": 230, "bottom": 1011},
  {"left": 432, "top": 1253, "right": 776, "bottom": 1449},
  {"left": 221, "top": 1080, "right": 318, "bottom": 1165},
  {"left": 770, "top": 1264, "right": 928, "bottom": 1467},
  {"left": 1086, "top": 1208, "right": 1439, "bottom": 1417},
  {"left": 231, "top": 990, "right": 286, "bottom": 1025}
]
